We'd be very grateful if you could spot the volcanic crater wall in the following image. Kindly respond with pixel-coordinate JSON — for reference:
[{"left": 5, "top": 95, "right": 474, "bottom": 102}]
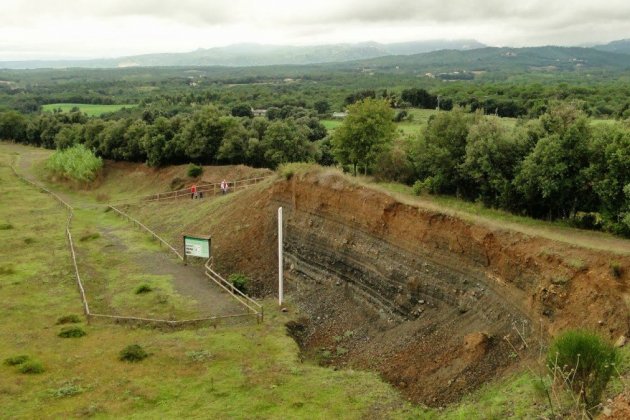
[{"left": 265, "top": 171, "right": 629, "bottom": 405}]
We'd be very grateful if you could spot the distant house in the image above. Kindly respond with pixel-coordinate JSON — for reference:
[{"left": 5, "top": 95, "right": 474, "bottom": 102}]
[
  {"left": 252, "top": 109, "right": 267, "bottom": 117},
  {"left": 332, "top": 112, "right": 348, "bottom": 119}
]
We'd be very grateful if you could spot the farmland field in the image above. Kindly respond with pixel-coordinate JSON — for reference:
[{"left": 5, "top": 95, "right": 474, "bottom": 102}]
[{"left": 42, "top": 103, "right": 136, "bottom": 116}]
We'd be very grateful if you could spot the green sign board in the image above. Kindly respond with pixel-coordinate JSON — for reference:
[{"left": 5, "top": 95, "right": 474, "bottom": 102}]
[{"left": 183, "top": 235, "right": 210, "bottom": 258}]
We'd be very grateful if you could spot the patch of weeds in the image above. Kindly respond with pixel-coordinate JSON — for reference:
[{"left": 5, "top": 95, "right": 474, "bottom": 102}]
[
  {"left": 320, "top": 350, "right": 332, "bottom": 360},
  {"left": 228, "top": 273, "right": 248, "bottom": 293},
  {"left": 610, "top": 262, "right": 623, "bottom": 278},
  {"left": 79, "top": 232, "right": 100, "bottom": 242},
  {"left": 566, "top": 258, "right": 588, "bottom": 271},
  {"left": 336, "top": 347, "right": 349, "bottom": 357},
  {"left": 19, "top": 360, "right": 44, "bottom": 374},
  {"left": 333, "top": 335, "right": 343, "bottom": 343},
  {"left": 56, "top": 314, "right": 81, "bottom": 325},
  {"left": 186, "top": 350, "right": 212, "bottom": 362},
  {"left": 0, "top": 264, "right": 16, "bottom": 275},
  {"left": 58, "top": 326, "right": 87, "bottom": 338},
  {"left": 53, "top": 381, "right": 84, "bottom": 398},
  {"left": 4, "top": 355, "right": 30, "bottom": 366},
  {"left": 343, "top": 330, "right": 354, "bottom": 339},
  {"left": 135, "top": 284, "right": 153, "bottom": 294},
  {"left": 119, "top": 344, "right": 148, "bottom": 362},
  {"left": 23, "top": 237, "right": 36, "bottom": 245},
  {"left": 0, "top": 222, "right": 14, "bottom": 230},
  {"left": 155, "top": 293, "right": 168, "bottom": 304}
]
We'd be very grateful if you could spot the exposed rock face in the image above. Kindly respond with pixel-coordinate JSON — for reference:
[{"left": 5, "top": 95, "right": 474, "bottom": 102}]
[{"left": 165, "top": 169, "right": 628, "bottom": 406}]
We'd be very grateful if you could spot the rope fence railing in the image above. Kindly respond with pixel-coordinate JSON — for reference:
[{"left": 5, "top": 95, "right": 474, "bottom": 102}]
[
  {"left": 204, "top": 257, "right": 264, "bottom": 323},
  {"left": 5, "top": 162, "right": 262, "bottom": 327}
]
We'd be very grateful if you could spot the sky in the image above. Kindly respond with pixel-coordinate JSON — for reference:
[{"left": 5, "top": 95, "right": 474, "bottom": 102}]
[{"left": 2, "top": 0, "right": 630, "bottom": 60}]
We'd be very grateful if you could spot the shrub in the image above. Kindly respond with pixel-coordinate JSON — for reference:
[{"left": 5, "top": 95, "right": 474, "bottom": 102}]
[
  {"left": 58, "top": 326, "right": 86, "bottom": 338},
  {"left": 46, "top": 144, "right": 103, "bottom": 183},
  {"left": 610, "top": 261, "right": 623, "bottom": 278},
  {"left": 547, "top": 330, "right": 618, "bottom": 409},
  {"left": 119, "top": 344, "right": 148, "bottom": 362},
  {"left": 228, "top": 273, "right": 248, "bottom": 293},
  {"left": 412, "top": 180, "right": 425, "bottom": 196},
  {"left": 0, "top": 222, "right": 13, "bottom": 230},
  {"left": 19, "top": 360, "right": 44, "bottom": 374},
  {"left": 135, "top": 284, "right": 153, "bottom": 294},
  {"left": 4, "top": 355, "right": 30, "bottom": 366},
  {"left": 187, "top": 164, "right": 203, "bottom": 178},
  {"left": 56, "top": 314, "right": 81, "bottom": 325}
]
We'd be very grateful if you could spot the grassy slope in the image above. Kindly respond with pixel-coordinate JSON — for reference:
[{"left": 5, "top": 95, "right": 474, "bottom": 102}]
[
  {"left": 1, "top": 143, "right": 627, "bottom": 418},
  {"left": 0, "top": 149, "right": 423, "bottom": 419},
  {"left": 42, "top": 103, "right": 136, "bottom": 117}
]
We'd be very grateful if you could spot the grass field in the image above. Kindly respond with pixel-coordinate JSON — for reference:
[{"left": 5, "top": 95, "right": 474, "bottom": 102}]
[{"left": 42, "top": 103, "right": 136, "bottom": 117}]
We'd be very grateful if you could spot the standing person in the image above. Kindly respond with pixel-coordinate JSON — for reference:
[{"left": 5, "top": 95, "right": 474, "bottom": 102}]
[
  {"left": 221, "top": 179, "right": 228, "bottom": 195},
  {"left": 191, "top": 184, "right": 197, "bottom": 199}
]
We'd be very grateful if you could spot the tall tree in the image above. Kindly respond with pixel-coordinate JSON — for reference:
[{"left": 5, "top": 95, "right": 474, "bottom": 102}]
[{"left": 332, "top": 98, "right": 396, "bottom": 176}]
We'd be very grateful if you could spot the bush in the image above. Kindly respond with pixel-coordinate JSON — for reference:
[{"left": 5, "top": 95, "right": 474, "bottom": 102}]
[
  {"left": 119, "top": 344, "right": 148, "bottom": 362},
  {"left": 228, "top": 273, "right": 249, "bottom": 293},
  {"left": 412, "top": 180, "right": 426, "bottom": 196},
  {"left": 46, "top": 144, "right": 103, "bottom": 183},
  {"left": 53, "top": 382, "right": 83, "bottom": 398},
  {"left": 547, "top": 330, "right": 619, "bottom": 409},
  {"left": 56, "top": 314, "right": 81, "bottom": 325},
  {"left": 58, "top": 326, "right": 87, "bottom": 338},
  {"left": 187, "top": 164, "right": 203, "bottom": 178},
  {"left": 4, "top": 355, "right": 30, "bottom": 366},
  {"left": 19, "top": 360, "right": 44, "bottom": 374},
  {"left": 135, "top": 284, "right": 153, "bottom": 294}
]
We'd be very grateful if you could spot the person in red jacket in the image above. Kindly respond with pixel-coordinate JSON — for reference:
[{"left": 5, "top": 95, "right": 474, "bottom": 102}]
[{"left": 190, "top": 184, "right": 197, "bottom": 199}]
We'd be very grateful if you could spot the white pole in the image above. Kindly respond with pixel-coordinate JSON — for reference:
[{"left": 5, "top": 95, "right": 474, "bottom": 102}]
[{"left": 278, "top": 207, "right": 283, "bottom": 306}]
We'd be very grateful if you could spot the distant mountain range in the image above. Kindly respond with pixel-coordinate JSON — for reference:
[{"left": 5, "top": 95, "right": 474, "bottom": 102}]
[
  {"left": 0, "top": 40, "right": 486, "bottom": 69},
  {"left": 2, "top": 39, "right": 630, "bottom": 73},
  {"left": 594, "top": 38, "right": 630, "bottom": 55}
]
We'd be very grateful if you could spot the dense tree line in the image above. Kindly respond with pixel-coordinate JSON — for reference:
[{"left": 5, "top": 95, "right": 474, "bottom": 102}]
[
  {"left": 408, "top": 104, "right": 630, "bottom": 235},
  {"left": 0, "top": 105, "right": 329, "bottom": 169}
]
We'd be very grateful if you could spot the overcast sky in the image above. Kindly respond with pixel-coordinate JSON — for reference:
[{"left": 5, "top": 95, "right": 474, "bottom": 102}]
[{"left": 2, "top": 0, "right": 630, "bottom": 60}]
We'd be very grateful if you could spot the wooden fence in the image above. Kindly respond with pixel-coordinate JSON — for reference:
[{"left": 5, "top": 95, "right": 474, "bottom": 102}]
[{"left": 5, "top": 163, "right": 263, "bottom": 327}]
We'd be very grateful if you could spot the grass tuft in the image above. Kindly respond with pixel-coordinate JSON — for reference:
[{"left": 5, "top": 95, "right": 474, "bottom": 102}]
[
  {"left": 58, "top": 326, "right": 87, "bottom": 338},
  {"left": 610, "top": 261, "right": 623, "bottom": 278},
  {"left": 19, "top": 360, "right": 45, "bottom": 374},
  {"left": 135, "top": 284, "right": 153, "bottom": 294},
  {"left": 0, "top": 222, "right": 13, "bottom": 230},
  {"left": 119, "top": 344, "right": 148, "bottom": 362}
]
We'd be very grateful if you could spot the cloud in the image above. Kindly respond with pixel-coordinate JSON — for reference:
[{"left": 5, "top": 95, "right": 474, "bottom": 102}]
[{"left": 2, "top": 0, "right": 630, "bottom": 59}]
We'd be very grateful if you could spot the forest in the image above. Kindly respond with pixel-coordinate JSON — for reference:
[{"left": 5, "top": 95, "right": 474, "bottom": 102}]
[{"left": 0, "top": 64, "right": 629, "bottom": 236}]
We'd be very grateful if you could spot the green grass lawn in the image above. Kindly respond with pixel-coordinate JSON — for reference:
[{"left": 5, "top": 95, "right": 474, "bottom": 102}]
[{"left": 42, "top": 103, "right": 137, "bottom": 117}]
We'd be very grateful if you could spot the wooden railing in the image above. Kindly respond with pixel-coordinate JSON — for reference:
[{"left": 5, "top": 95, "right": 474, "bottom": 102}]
[
  {"left": 5, "top": 162, "right": 261, "bottom": 327},
  {"left": 205, "top": 257, "right": 264, "bottom": 323},
  {"left": 142, "top": 176, "right": 271, "bottom": 203}
]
